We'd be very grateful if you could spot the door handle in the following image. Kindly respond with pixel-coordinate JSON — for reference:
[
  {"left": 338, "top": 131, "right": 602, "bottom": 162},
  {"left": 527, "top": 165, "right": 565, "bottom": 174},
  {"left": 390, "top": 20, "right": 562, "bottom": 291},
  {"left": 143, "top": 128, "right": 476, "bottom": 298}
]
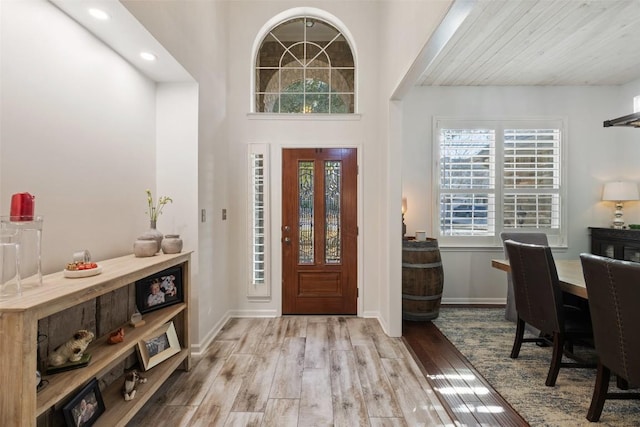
[
  {"left": 283, "top": 225, "right": 291, "bottom": 232},
  {"left": 284, "top": 237, "right": 291, "bottom": 244}
]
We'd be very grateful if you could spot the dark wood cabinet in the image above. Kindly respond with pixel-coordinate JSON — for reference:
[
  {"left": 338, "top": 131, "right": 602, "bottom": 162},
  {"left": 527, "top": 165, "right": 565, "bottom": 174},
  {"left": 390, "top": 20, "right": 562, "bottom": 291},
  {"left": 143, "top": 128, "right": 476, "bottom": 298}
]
[{"left": 589, "top": 227, "right": 640, "bottom": 262}]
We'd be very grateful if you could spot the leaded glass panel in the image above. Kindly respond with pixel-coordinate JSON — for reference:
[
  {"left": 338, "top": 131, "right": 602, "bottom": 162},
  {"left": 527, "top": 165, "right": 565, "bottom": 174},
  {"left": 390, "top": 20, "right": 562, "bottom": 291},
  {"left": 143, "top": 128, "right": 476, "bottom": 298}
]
[
  {"left": 325, "top": 161, "right": 341, "bottom": 264},
  {"left": 255, "top": 16, "right": 355, "bottom": 113},
  {"left": 298, "top": 161, "right": 314, "bottom": 264}
]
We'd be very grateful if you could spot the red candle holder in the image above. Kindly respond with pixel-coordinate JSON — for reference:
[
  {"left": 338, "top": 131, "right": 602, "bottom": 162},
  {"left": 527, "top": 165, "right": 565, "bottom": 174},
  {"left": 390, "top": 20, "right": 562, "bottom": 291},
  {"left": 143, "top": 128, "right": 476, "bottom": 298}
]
[{"left": 10, "top": 192, "right": 34, "bottom": 221}]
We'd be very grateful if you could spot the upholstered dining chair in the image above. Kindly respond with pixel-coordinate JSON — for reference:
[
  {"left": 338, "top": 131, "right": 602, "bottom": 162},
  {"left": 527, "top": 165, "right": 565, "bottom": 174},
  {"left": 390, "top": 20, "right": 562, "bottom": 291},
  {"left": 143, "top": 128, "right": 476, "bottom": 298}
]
[
  {"left": 500, "top": 232, "right": 548, "bottom": 324},
  {"left": 580, "top": 253, "right": 640, "bottom": 422},
  {"left": 504, "top": 240, "right": 593, "bottom": 386}
]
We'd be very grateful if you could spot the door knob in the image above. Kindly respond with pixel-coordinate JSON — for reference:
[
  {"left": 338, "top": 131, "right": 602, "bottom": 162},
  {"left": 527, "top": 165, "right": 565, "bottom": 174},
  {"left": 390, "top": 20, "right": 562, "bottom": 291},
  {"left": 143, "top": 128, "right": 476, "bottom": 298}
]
[
  {"left": 283, "top": 225, "right": 290, "bottom": 232},
  {"left": 284, "top": 237, "right": 291, "bottom": 244}
]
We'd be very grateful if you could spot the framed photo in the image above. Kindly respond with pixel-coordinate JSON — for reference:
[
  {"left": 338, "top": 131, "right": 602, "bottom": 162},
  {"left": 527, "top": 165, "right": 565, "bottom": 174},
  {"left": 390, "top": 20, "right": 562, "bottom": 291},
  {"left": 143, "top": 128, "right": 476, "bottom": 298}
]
[
  {"left": 137, "top": 321, "right": 181, "bottom": 371},
  {"left": 62, "top": 377, "right": 105, "bottom": 427},
  {"left": 135, "top": 266, "right": 183, "bottom": 314}
]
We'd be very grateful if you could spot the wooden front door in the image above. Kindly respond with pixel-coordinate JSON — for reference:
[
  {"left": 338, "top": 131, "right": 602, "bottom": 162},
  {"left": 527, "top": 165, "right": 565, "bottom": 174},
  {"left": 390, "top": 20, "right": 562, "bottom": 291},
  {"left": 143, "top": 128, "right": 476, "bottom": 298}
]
[{"left": 282, "top": 148, "right": 357, "bottom": 314}]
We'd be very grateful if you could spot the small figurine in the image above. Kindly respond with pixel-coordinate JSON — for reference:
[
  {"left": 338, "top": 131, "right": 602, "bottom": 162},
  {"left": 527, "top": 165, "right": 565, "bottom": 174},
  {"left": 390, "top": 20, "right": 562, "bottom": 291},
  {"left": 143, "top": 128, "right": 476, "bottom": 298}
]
[
  {"left": 107, "top": 327, "right": 125, "bottom": 344},
  {"left": 47, "top": 330, "right": 94, "bottom": 367},
  {"left": 122, "top": 370, "right": 147, "bottom": 401}
]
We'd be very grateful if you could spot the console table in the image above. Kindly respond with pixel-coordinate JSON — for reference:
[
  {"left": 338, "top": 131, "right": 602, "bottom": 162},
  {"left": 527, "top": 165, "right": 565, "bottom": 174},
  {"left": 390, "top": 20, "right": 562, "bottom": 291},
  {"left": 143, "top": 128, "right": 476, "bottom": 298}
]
[
  {"left": 0, "top": 252, "right": 191, "bottom": 427},
  {"left": 589, "top": 227, "right": 640, "bottom": 262}
]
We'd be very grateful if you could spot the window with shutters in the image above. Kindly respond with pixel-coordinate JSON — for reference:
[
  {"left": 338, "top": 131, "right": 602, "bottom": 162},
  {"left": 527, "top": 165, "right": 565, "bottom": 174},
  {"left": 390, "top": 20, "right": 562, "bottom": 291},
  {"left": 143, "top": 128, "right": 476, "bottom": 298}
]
[
  {"left": 434, "top": 119, "right": 566, "bottom": 246},
  {"left": 248, "top": 144, "right": 270, "bottom": 297}
]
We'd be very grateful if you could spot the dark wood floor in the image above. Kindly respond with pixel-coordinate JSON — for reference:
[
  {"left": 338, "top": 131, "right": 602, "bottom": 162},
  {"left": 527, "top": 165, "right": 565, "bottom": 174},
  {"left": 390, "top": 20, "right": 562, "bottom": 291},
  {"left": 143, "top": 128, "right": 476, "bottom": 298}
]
[{"left": 403, "top": 320, "right": 530, "bottom": 427}]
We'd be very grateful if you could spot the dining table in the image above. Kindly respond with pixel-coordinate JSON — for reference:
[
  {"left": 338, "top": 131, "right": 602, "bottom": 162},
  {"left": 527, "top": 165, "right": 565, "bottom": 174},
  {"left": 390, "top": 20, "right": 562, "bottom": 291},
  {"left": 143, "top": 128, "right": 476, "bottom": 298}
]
[{"left": 491, "top": 259, "right": 587, "bottom": 299}]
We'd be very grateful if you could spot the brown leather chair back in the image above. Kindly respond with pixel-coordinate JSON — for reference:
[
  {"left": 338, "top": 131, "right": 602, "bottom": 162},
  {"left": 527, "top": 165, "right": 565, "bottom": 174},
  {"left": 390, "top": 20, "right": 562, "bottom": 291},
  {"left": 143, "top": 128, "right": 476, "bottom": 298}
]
[
  {"left": 580, "top": 253, "right": 640, "bottom": 385},
  {"left": 504, "top": 240, "right": 564, "bottom": 334},
  {"left": 500, "top": 232, "right": 549, "bottom": 323}
]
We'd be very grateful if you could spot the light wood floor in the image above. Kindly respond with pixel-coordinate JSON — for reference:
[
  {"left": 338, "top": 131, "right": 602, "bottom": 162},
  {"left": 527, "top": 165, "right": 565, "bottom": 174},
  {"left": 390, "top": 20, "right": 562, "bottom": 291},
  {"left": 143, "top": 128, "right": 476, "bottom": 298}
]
[{"left": 129, "top": 316, "right": 454, "bottom": 426}]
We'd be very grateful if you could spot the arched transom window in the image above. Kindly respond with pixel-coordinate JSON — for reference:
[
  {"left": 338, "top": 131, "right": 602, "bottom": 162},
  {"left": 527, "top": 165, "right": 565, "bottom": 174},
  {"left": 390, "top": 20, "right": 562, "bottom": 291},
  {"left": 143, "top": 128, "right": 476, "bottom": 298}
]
[{"left": 255, "top": 17, "right": 355, "bottom": 114}]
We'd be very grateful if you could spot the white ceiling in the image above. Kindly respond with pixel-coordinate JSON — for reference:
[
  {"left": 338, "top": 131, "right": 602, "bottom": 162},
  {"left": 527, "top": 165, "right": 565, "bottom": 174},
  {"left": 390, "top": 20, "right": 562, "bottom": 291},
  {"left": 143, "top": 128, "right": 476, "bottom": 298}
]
[
  {"left": 417, "top": 0, "right": 640, "bottom": 86},
  {"left": 49, "top": 0, "right": 193, "bottom": 82},
  {"left": 50, "top": 0, "right": 640, "bottom": 88}
]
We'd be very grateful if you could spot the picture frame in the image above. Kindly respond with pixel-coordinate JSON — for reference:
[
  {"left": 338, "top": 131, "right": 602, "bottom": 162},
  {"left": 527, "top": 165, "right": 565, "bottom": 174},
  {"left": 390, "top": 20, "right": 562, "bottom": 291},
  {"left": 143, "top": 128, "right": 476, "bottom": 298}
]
[
  {"left": 135, "top": 266, "right": 183, "bottom": 314},
  {"left": 62, "top": 377, "right": 105, "bottom": 427},
  {"left": 137, "top": 321, "right": 181, "bottom": 371}
]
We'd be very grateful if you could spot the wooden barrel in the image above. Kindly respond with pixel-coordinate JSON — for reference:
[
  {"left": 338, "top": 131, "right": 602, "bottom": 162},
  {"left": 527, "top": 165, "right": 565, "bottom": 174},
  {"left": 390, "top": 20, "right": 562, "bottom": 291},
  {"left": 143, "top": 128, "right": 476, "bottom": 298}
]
[{"left": 402, "top": 238, "right": 444, "bottom": 321}]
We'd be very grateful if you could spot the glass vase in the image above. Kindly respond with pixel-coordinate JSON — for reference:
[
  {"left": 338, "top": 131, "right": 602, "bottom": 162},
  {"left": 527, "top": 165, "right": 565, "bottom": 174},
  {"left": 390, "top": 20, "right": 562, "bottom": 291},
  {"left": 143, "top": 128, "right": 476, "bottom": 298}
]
[{"left": 0, "top": 215, "right": 43, "bottom": 289}]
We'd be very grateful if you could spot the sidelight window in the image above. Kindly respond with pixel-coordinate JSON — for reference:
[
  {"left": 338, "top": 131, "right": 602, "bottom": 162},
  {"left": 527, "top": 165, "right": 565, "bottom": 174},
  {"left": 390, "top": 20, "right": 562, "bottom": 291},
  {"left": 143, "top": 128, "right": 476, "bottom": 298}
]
[{"left": 248, "top": 144, "right": 270, "bottom": 297}]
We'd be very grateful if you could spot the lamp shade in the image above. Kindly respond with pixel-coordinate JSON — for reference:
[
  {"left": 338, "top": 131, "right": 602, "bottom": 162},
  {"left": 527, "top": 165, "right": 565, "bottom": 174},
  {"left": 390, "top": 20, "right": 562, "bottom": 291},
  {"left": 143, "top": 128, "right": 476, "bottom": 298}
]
[
  {"left": 602, "top": 181, "right": 639, "bottom": 201},
  {"left": 401, "top": 197, "right": 407, "bottom": 214}
]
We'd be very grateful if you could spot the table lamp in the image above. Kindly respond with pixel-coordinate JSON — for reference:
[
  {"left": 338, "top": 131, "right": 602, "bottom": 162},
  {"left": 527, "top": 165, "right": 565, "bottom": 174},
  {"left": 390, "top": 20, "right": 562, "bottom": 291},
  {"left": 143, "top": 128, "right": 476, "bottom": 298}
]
[
  {"left": 602, "top": 181, "right": 639, "bottom": 229},
  {"left": 401, "top": 197, "right": 407, "bottom": 238}
]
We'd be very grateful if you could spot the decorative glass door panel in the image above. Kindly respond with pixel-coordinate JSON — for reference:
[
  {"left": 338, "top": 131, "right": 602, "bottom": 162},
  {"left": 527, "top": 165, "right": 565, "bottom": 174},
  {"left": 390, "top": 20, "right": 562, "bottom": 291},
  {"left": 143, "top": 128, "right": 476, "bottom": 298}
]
[{"left": 325, "top": 161, "right": 341, "bottom": 264}]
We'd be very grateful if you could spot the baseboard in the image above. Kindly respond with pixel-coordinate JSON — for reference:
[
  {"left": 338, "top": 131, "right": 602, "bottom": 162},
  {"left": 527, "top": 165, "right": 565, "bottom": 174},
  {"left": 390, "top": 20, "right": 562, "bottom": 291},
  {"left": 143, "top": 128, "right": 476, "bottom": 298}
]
[
  {"left": 228, "top": 308, "right": 279, "bottom": 318},
  {"left": 190, "top": 311, "right": 232, "bottom": 356}
]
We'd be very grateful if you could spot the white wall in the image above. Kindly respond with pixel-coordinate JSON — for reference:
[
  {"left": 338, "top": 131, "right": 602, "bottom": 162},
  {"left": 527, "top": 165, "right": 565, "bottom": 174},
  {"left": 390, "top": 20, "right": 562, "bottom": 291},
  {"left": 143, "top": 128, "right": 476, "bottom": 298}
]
[
  {"left": 225, "top": 1, "right": 381, "bottom": 319},
  {"left": 122, "top": 0, "right": 229, "bottom": 350},
  {"left": 2, "top": 0, "right": 201, "bottom": 346},
  {"left": 402, "top": 85, "right": 626, "bottom": 303},
  {"left": 125, "top": 0, "right": 457, "bottom": 338},
  {"left": 378, "top": 0, "right": 453, "bottom": 335},
  {"left": 156, "top": 83, "right": 199, "bottom": 262},
  {"left": 1, "top": 0, "right": 156, "bottom": 272}
]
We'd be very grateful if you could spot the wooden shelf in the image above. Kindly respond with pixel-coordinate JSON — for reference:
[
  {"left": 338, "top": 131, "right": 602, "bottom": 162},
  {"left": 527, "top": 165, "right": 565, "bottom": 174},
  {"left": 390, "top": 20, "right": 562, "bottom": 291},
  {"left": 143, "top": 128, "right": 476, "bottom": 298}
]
[
  {"left": 0, "top": 252, "right": 192, "bottom": 427},
  {"left": 95, "top": 348, "right": 189, "bottom": 427},
  {"left": 36, "top": 303, "right": 186, "bottom": 416}
]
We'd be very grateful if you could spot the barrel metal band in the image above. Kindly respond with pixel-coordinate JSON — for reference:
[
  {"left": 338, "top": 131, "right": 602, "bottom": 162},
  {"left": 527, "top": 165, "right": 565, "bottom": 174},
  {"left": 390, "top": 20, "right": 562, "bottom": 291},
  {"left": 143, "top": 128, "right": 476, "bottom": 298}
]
[
  {"left": 402, "top": 262, "right": 442, "bottom": 269},
  {"left": 402, "top": 247, "right": 439, "bottom": 252},
  {"left": 402, "top": 293, "right": 442, "bottom": 301}
]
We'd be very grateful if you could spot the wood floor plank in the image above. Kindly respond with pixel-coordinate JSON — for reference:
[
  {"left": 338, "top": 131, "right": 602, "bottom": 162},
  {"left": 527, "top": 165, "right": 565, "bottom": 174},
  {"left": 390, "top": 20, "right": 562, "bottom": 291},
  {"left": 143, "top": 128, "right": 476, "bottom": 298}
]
[
  {"left": 346, "top": 317, "right": 374, "bottom": 346},
  {"left": 261, "top": 398, "right": 299, "bottom": 427},
  {"left": 367, "top": 318, "right": 404, "bottom": 359},
  {"left": 402, "top": 327, "right": 483, "bottom": 426},
  {"left": 327, "top": 317, "right": 352, "bottom": 351},
  {"left": 330, "top": 350, "right": 369, "bottom": 427},
  {"left": 369, "top": 418, "right": 408, "bottom": 427},
  {"left": 128, "top": 404, "right": 198, "bottom": 426},
  {"left": 260, "top": 317, "right": 290, "bottom": 344},
  {"left": 233, "top": 318, "right": 268, "bottom": 354},
  {"left": 418, "top": 322, "right": 511, "bottom": 426},
  {"left": 299, "top": 368, "right": 333, "bottom": 427},
  {"left": 188, "top": 353, "right": 253, "bottom": 427},
  {"left": 269, "top": 337, "right": 305, "bottom": 398},
  {"left": 284, "top": 316, "right": 308, "bottom": 337},
  {"left": 216, "top": 317, "right": 252, "bottom": 340},
  {"left": 381, "top": 357, "right": 453, "bottom": 426},
  {"left": 231, "top": 341, "right": 281, "bottom": 412},
  {"left": 304, "top": 321, "right": 329, "bottom": 369},
  {"left": 128, "top": 316, "right": 527, "bottom": 427},
  {"left": 402, "top": 320, "right": 528, "bottom": 427},
  {"left": 166, "top": 340, "right": 236, "bottom": 406},
  {"left": 224, "top": 412, "right": 263, "bottom": 427},
  {"left": 353, "top": 344, "right": 403, "bottom": 418},
  {"left": 394, "top": 342, "right": 454, "bottom": 424}
]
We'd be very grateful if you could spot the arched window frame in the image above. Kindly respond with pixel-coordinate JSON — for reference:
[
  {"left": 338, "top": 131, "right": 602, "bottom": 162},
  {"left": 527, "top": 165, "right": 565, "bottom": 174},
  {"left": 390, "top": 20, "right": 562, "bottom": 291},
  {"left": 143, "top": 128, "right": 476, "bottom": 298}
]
[{"left": 250, "top": 7, "right": 358, "bottom": 114}]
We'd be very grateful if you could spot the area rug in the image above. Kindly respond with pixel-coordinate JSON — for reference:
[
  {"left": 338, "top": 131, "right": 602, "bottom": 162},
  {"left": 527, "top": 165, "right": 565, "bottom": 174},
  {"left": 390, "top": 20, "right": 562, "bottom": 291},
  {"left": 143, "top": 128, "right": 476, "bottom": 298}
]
[{"left": 432, "top": 307, "right": 640, "bottom": 427}]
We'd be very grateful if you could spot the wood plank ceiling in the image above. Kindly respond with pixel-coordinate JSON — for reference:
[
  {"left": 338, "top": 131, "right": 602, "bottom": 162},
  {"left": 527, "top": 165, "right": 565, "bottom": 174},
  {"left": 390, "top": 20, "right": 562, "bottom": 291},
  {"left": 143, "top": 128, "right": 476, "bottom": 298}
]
[{"left": 417, "top": 0, "right": 640, "bottom": 86}]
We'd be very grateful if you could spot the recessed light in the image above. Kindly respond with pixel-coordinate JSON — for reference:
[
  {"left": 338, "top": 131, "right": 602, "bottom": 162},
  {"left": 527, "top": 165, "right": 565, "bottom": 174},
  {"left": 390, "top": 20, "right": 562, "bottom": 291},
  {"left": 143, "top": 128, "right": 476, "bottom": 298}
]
[
  {"left": 140, "top": 52, "right": 157, "bottom": 61},
  {"left": 88, "top": 8, "right": 110, "bottom": 20}
]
